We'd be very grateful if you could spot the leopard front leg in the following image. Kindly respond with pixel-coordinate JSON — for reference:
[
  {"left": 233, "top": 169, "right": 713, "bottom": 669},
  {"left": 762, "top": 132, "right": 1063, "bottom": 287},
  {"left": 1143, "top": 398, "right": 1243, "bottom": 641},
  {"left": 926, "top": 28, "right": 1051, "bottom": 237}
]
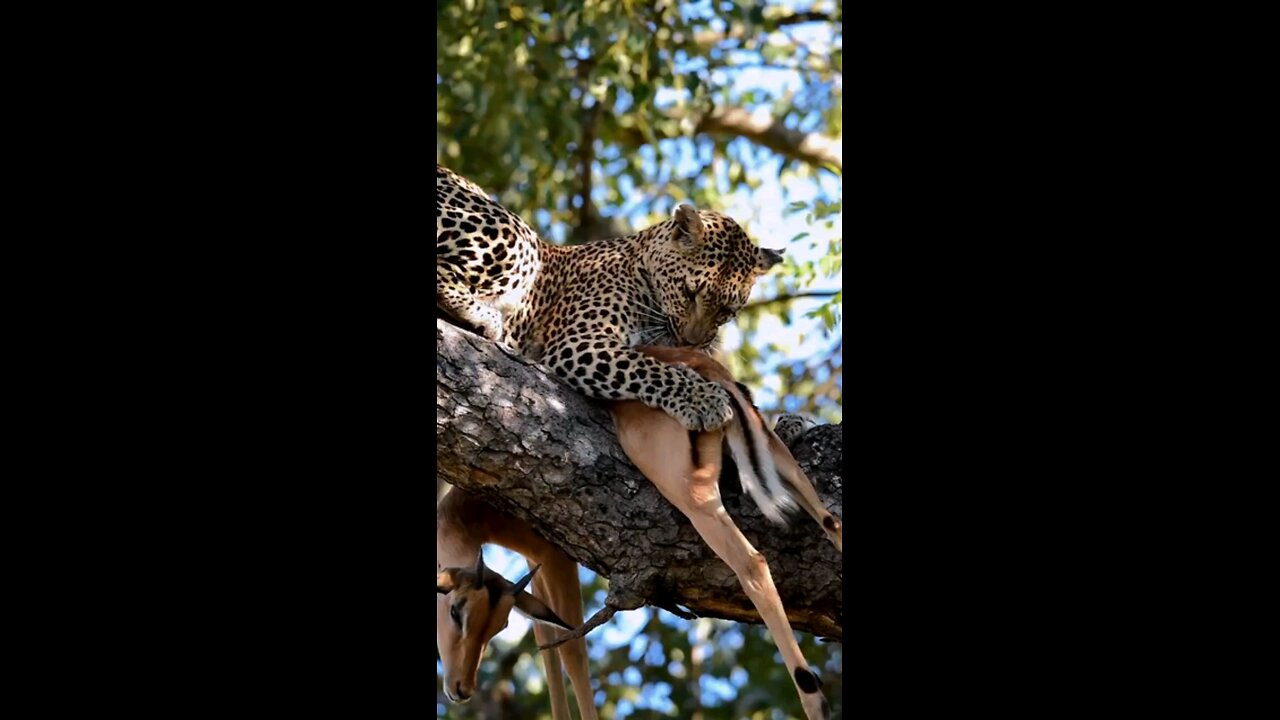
[
  {"left": 436, "top": 262, "right": 505, "bottom": 342},
  {"left": 543, "top": 339, "right": 734, "bottom": 431}
]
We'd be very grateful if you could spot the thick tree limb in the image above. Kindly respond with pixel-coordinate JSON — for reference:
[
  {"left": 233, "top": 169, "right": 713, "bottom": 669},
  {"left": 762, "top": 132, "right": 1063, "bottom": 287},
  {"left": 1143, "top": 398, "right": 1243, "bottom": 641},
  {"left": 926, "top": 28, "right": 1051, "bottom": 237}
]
[{"left": 436, "top": 319, "right": 843, "bottom": 640}]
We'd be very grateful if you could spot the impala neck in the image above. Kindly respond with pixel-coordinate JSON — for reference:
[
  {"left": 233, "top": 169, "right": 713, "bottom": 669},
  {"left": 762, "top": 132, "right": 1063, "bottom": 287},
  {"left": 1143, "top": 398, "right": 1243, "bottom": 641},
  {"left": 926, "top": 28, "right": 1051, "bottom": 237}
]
[{"left": 436, "top": 488, "right": 557, "bottom": 569}]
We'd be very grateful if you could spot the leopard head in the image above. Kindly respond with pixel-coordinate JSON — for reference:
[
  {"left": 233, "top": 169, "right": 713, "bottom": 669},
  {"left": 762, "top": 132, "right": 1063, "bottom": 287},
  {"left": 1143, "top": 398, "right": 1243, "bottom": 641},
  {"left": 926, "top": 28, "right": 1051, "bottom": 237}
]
[{"left": 641, "top": 203, "right": 784, "bottom": 347}]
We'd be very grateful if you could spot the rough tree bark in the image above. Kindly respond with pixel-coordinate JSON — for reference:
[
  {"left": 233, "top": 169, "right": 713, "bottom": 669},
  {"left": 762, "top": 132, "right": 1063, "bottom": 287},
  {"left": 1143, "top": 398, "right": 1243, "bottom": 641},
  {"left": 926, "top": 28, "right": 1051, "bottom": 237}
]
[{"left": 436, "top": 319, "right": 843, "bottom": 640}]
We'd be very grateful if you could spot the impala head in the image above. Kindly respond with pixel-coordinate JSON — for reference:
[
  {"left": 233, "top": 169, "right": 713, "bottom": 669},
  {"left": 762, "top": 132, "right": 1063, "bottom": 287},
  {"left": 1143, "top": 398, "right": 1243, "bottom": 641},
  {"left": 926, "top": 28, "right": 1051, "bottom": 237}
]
[{"left": 436, "top": 549, "right": 572, "bottom": 704}]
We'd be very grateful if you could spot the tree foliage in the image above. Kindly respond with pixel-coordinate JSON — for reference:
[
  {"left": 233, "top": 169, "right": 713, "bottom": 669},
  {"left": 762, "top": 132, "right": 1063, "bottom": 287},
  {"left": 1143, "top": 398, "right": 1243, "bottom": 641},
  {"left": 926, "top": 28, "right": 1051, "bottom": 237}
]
[{"left": 437, "top": 1, "right": 843, "bottom": 716}]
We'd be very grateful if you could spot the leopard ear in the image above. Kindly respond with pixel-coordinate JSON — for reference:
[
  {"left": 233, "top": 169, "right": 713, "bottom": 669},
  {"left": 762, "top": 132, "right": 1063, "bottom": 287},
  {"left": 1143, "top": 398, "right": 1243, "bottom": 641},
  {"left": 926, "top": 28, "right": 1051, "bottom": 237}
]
[
  {"left": 754, "top": 247, "right": 784, "bottom": 275},
  {"left": 672, "top": 203, "right": 705, "bottom": 251}
]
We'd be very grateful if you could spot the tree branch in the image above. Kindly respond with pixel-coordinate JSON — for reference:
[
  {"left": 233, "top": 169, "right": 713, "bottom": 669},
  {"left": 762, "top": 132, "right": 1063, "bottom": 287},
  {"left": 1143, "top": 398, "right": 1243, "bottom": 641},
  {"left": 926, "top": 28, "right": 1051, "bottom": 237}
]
[
  {"left": 716, "top": 61, "right": 841, "bottom": 75},
  {"left": 570, "top": 62, "right": 608, "bottom": 245},
  {"left": 775, "top": 11, "right": 837, "bottom": 26},
  {"left": 539, "top": 603, "right": 620, "bottom": 651},
  {"left": 436, "top": 319, "right": 843, "bottom": 640},
  {"left": 699, "top": 106, "right": 841, "bottom": 171},
  {"left": 742, "top": 290, "right": 839, "bottom": 312},
  {"left": 693, "top": 11, "right": 838, "bottom": 47},
  {"left": 616, "top": 105, "right": 841, "bottom": 172},
  {"left": 571, "top": 102, "right": 624, "bottom": 243}
]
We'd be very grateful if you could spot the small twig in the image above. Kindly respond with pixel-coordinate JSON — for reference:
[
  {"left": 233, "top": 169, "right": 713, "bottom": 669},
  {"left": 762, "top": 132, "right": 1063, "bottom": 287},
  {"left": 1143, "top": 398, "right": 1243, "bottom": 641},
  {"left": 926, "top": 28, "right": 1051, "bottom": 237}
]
[
  {"left": 774, "top": 11, "right": 837, "bottom": 27},
  {"left": 538, "top": 583, "right": 649, "bottom": 651},
  {"left": 538, "top": 604, "right": 619, "bottom": 651},
  {"left": 741, "top": 290, "right": 839, "bottom": 313},
  {"left": 663, "top": 604, "right": 700, "bottom": 621}
]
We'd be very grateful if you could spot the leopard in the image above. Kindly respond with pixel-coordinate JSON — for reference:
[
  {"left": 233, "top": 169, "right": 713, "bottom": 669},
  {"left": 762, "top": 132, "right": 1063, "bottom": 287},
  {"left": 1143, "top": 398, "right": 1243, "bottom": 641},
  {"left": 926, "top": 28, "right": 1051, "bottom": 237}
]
[{"left": 436, "top": 164, "right": 784, "bottom": 431}]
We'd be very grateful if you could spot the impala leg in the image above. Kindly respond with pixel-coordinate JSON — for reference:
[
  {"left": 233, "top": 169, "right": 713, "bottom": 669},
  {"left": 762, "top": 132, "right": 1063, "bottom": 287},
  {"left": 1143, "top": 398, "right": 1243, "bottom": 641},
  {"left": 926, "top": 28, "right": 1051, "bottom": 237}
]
[
  {"left": 530, "top": 569, "right": 573, "bottom": 720},
  {"left": 534, "top": 553, "right": 599, "bottom": 720},
  {"left": 615, "top": 413, "right": 831, "bottom": 720},
  {"left": 768, "top": 437, "right": 843, "bottom": 553},
  {"left": 676, "top": 478, "right": 830, "bottom": 719}
]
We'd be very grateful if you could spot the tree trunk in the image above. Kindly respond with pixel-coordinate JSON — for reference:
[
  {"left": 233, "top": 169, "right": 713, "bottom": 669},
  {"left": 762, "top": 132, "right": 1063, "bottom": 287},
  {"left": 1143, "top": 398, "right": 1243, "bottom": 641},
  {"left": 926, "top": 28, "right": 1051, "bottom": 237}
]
[{"left": 436, "top": 319, "right": 843, "bottom": 640}]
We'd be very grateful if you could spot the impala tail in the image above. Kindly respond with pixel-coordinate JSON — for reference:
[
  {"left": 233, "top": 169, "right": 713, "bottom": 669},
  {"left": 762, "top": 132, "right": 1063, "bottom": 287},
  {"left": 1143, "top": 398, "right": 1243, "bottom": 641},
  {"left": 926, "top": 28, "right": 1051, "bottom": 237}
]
[
  {"left": 721, "top": 378, "right": 843, "bottom": 553},
  {"left": 720, "top": 380, "right": 799, "bottom": 524}
]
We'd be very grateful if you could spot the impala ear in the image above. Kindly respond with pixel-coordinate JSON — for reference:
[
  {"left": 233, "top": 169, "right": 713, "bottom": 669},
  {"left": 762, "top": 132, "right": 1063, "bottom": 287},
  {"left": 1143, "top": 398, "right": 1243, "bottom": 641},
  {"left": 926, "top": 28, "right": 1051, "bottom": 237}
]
[
  {"left": 755, "top": 247, "right": 784, "bottom": 275},
  {"left": 437, "top": 571, "right": 455, "bottom": 595},
  {"left": 513, "top": 591, "right": 573, "bottom": 630},
  {"left": 672, "top": 203, "right": 705, "bottom": 251}
]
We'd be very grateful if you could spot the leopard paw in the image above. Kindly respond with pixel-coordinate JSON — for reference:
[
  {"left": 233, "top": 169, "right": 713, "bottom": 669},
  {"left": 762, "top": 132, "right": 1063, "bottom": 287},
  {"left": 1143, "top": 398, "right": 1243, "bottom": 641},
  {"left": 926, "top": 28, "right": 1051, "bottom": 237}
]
[
  {"left": 668, "top": 373, "right": 734, "bottom": 431},
  {"left": 467, "top": 305, "right": 505, "bottom": 342}
]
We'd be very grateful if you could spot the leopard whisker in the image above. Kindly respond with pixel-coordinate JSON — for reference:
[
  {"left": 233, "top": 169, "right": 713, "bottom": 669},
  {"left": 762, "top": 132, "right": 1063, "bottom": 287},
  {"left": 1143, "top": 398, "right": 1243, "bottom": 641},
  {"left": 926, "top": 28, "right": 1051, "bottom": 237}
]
[
  {"left": 632, "top": 311, "right": 667, "bottom": 325},
  {"left": 631, "top": 304, "right": 668, "bottom": 321},
  {"left": 634, "top": 297, "right": 669, "bottom": 318},
  {"left": 635, "top": 323, "right": 678, "bottom": 346}
]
